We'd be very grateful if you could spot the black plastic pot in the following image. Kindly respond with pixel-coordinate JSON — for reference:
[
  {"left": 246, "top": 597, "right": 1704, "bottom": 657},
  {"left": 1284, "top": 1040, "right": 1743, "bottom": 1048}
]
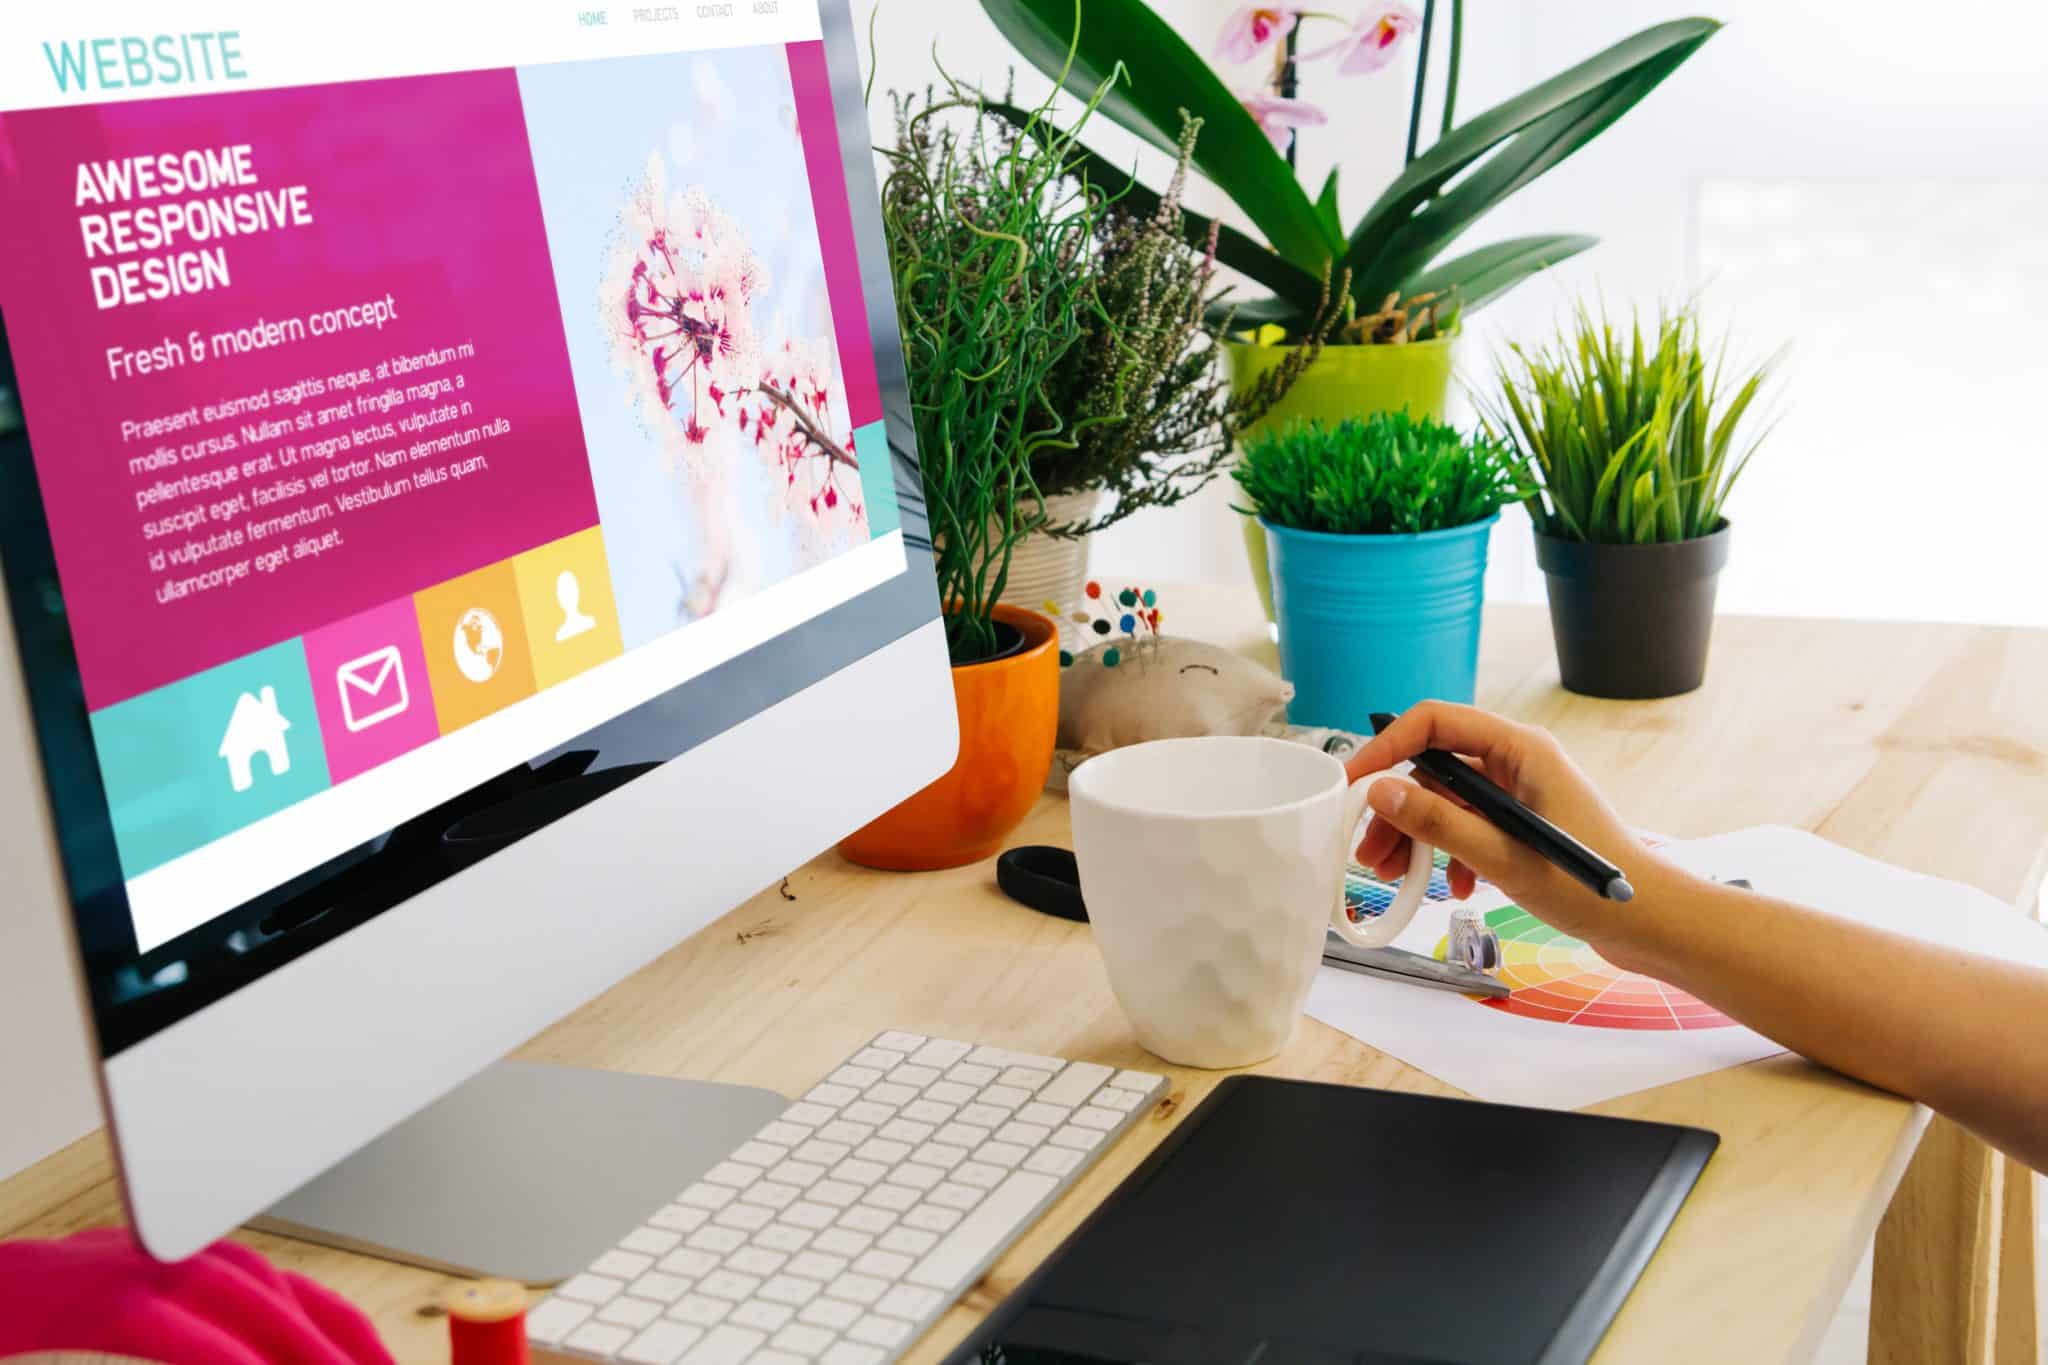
[{"left": 1533, "top": 522, "right": 1731, "bottom": 700}]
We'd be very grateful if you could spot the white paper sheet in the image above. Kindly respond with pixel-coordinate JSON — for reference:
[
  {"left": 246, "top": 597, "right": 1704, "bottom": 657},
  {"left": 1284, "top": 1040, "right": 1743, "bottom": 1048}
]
[{"left": 1305, "top": 825, "right": 2048, "bottom": 1111}]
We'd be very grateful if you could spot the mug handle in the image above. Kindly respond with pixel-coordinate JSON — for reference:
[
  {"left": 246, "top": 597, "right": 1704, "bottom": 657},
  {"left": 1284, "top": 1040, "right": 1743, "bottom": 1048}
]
[{"left": 1329, "top": 777, "right": 1434, "bottom": 949}]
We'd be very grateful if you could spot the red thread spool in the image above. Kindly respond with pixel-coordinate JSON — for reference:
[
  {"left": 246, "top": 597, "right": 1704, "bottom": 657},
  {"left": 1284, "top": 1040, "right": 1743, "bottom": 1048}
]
[{"left": 446, "top": 1278, "right": 529, "bottom": 1365}]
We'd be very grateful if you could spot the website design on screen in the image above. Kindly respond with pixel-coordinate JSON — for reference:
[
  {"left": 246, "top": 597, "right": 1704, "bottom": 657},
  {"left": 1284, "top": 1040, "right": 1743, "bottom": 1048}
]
[{"left": 0, "top": 4, "right": 906, "bottom": 952}]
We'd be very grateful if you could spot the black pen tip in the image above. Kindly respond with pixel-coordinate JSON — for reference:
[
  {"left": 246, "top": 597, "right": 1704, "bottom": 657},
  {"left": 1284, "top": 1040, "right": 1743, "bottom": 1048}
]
[{"left": 1607, "top": 877, "right": 1635, "bottom": 903}]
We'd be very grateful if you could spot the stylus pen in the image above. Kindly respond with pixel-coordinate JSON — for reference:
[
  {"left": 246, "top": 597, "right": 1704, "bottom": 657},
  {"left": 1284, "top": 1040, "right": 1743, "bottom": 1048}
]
[{"left": 1367, "top": 712, "right": 1635, "bottom": 903}]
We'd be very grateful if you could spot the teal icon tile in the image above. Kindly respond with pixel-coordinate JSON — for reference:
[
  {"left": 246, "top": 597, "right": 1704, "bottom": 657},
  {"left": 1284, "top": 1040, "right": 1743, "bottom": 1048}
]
[
  {"left": 90, "top": 638, "right": 331, "bottom": 879},
  {"left": 854, "top": 421, "right": 900, "bottom": 539}
]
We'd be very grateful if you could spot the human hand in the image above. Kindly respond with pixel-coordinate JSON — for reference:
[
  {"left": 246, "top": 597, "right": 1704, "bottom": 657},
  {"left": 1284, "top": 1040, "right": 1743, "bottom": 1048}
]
[{"left": 1344, "top": 701, "right": 1681, "bottom": 951}]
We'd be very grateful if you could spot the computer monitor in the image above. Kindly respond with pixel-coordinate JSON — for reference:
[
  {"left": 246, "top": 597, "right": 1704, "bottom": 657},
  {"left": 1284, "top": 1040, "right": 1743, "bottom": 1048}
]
[{"left": 0, "top": 0, "right": 953, "bottom": 1262}]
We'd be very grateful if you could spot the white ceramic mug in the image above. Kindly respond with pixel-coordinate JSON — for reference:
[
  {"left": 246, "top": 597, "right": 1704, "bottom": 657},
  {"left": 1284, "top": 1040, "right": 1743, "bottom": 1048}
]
[{"left": 1069, "top": 735, "right": 1434, "bottom": 1069}]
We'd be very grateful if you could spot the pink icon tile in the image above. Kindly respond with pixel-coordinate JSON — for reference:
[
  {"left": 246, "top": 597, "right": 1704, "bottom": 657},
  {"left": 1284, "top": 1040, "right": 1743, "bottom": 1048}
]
[{"left": 302, "top": 597, "right": 441, "bottom": 784}]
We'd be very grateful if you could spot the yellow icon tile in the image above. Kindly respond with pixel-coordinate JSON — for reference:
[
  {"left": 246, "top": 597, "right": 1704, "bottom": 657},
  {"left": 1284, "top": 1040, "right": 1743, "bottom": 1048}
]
[
  {"left": 414, "top": 561, "right": 538, "bottom": 734},
  {"left": 511, "top": 526, "right": 624, "bottom": 690}
]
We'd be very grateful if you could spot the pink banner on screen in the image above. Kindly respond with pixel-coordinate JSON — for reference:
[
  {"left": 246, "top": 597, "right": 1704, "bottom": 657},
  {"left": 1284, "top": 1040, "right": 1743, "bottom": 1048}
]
[
  {"left": 786, "top": 41, "right": 883, "bottom": 431},
  {"left": 0, "top": 70, "right": 597, "bottom": 710}
]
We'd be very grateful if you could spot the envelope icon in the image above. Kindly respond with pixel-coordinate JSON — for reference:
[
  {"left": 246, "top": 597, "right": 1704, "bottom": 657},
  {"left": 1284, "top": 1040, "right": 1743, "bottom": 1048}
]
[{"left": 335, "top": 646, "right": 409, "bottom": 733}]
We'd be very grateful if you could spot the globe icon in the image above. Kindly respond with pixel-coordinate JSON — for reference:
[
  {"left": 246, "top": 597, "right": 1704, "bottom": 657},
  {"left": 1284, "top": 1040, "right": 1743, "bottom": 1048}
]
[{"left": 452, "top": 607, "right": 504, "bottom": 683}]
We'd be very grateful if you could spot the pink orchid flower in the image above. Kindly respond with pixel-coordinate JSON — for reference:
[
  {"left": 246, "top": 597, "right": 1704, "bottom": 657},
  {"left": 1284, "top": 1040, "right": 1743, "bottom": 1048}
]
[
  {"left": 1241, "top": 91, "right": 1329, "bottom": 153},
  {"left": 1215, "top": 6, "right": 1300, "bottom": 65},
  {"left": 1308, "top": 1, "right": 1422, "bottom": 75}
]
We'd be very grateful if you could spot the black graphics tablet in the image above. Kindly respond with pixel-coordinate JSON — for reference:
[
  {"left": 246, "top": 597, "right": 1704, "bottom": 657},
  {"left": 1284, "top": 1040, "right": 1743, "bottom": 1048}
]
[{"left": 951, "top": 1076, "right": 1717, "bottom": 1365}]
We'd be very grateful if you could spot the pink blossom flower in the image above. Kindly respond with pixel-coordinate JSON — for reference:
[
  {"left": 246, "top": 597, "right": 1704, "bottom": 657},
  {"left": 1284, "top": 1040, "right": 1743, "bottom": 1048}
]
[
  {"left": 1214, "top": 6, "right": 1299, "bottom": 65},
  {"left": 1240, "top": 91, "right": 1329, "bottom": 153},
  {"left": 1306, "top": 1, "right": 1421, "bottom": 75}
]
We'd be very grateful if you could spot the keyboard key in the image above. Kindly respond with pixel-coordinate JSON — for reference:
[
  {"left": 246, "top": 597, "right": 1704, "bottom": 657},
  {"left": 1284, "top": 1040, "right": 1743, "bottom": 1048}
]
[
  {"left": 866, "top": 1081, "right": 917, "bottom": 1106},
  {"left": 565, "top": 1321, "right": 634, "bottom": 1355},
  {"left": 856, "top": 1138, "right": 911, "bottom": 1165},
  {"left": 829, "top": 1272, "right": 888, "bottom": 1305},
  {"left": 901, "top": 1099, "right": 955, "bottom": 1124},
  {"left": 852, "top": 1249, "right": 913, "bottom": 1280},
  {"left": 782, "top": 1102, "right": 834, "bottom": 1126},
  {"left": 787, "top": 1250, "right": 849, "bottom": 1281},
  {"left": 728, "top": 1246, "right": 787, "bottom": 1277},
  {"left": 781, "top": 1201, "right": 836, "bottom": 1229},
  {"left": 933, "top": 1123, "right": 989, "bottom": 1148},
  {"left": 888, "top": 1064, "right": 939, "bottom": 1088},
  {"left": 772, "top": 1322, "right": 837, "bottom": 1355},
  {"left": 914, "top": 1142, "right": 967, "bottom": 1170},
  {"left": 875, "top": 1030, "right": 928, "bottom": 1053},
  {"left": 851, "top": 1047, "right": 906, "bottom": 1070},
  {"left": 620, "top": 1320, "right": 702, "bottom": 1364},
  {"left": 924, "top": 1080, "right": 976, "bottom": 1105},
  {"left": 843, "top": 1100, "right": 895, "bottom": 1125},
  {"left": 946, "top": 1062, "right": 998, "bottom": 1086},
  {"left": 754, "top": 1353, "right": 806, "bottom": 1365},
  {"left": 1072, "top": 1105, "right": 1120, "bottom": 1131},
  {"left": 685, "top": 1226, "right": 746, "bottom": 1254},
  {"left": 879, "top": 1226, "right": 937, "bottom": 1256},
  {"left": 975, "top": 1141, "right": 1027, "bottom": 1167},
  {"left": 730, "top": 1299, "right": 793, "bottom": 1333},
  {"left": 995, "top": 1121, "right": 1050, "bottom": 1146},
  {"left": 674, "top": 1324, "right": 765, "bottom": 1363},
  {"left": 890, "top": 1163, "right": 942, "bottom": 1191},
  {"left": 953, "top": 1160, "right": 1004, "bottom": 1189},
  {"left": 731, "top": 1141, "right": 788, "bottom": 1167},
  {"left": 679, "top": 1183, "right": 735, "bottom": 1211},
  {"left": 1016, "top": 1102, "right": 1071, "bottom": 1128},
  {"left": 599, "top": 1296, "right": 664, "bottom": 1329},
  {"left": 794, "top": 1140, "right": 851, "bottom": 1165},
  {"left": 557, "top": 1272, "right": 623, "bottom": 1304},
  {"left": 908, "top": 1170, "right": 1058, "bottom": 1290},
  {"left": 813, "top": 1227, "right": 872, "bottom": 1257},
  {"left": 909, "top": 1038, "right": 970, "bottom": 1068},
  {"left": 874, "top": 1283, "right": 943, "bottom": 1320},
  {"left": 831, "top": 1064, "right": 884, "bottom": 1089},
  {"left": 703, "top": 1160, "right": 762, "bottom": 1189},
  {"left": 806, "top": 1083, "right": 860, "bottom": 1107},
  {"left": 849, "top": 1312, "right": 914, "bottom": 1347},
  {"left": 740, "top": 1180, "right": 801, "bottom": 1211},
  {"left": 965, "top": 1046, "right": 1024, "bottom": 1068},
  {"left": 770, "top": 1160, "right": 826, "bottom": 1188},
  {"left": 714, "top": 1202, "right": 772, "bottom": 1231},
  {"left": 1050, "top": 1125, "right": 1104, "bottom": 1152},
  {"left": 622, "top": 1226, "right": 683, "bottom": 1256},
  {"left": 832, "top": 1157, "right": 888, "bottom": 1185},
  {"left": 982, "top": 1084, "right": 1030, "bottom": 1109},
  {"left": 658, "top": 1248, "right": 719, "bottom": 1278},
  {"left": 877, "top": 1118, "right": 933, "bottom": 1144},
  {"left": 902, "top": 1205, "right": 960, "bottom": 1233},
  {"left": 668, "top": 1294, "right": 733, "bottom": 1326},
  {"left": 593, "top": 1250, "right": 654, "bottom": 1280},
  {"left": 526, "top": 1296, "right": 593, "bottom": 1345},
  {"left": 798, "top": 1297, "right": 862, "bottom": 1331},
  {"left": 1095, "top": 1086, "right": 1144, "bottom": 1112},
  {"left": 840, "top": 1202, "right": 899, "bottom": 1231},
  {"left": 930, "top": 1182, "right": 983, "bottom": 1211},
  {"left": 650, "top": 1203, "right": 710, "bottom": 1234},
  {"left": 955, "top": 1103, "right": 1008, "bottom": 1127},
  {"left": 1024, "top": 1146, "right": 1083, "bottom": 1177},
  {"left": 757, "top": 1275, "right": 821, "bottom": 1307},
  {"left": 629, "top": 1272, "right": 693, "bottom": 1304},
  {"left": 822, "top": 1341, "right": 885, "bottom": 1365},
  {"left": 1038, "top": 1060, "right": 1113, "bottom": 1108},
  {"left": 698, "top": 1270, "right": 762, "bottom": 1302},
  {"left": 758, "top": 1121, "right": 813, "bottom": 1146},
  {"left": 1109, "top": 1069, "right": 1162, "bottom": 1091},
  {"left": 753, "top": 1224, "right": 811, "bottom": 1253},
  {"left": 999, "top": 1067, "right": 1053, "bottom": 1093},
  {"left": 816, "top": 1119, "right": 875, "bottom": 1145},
  {"left": 809, "top": 1179, "right": 861, "bottom": 1207}
]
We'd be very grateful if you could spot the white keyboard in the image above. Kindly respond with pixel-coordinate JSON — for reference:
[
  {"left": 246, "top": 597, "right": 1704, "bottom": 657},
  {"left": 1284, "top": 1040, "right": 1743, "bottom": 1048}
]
[{"left": 528, "top": 1032, "right": 1168, "bottom": 1364}]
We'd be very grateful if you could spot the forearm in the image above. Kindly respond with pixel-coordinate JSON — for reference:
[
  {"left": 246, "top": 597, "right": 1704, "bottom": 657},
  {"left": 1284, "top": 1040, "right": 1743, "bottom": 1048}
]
[{"left": 1604, "top": 865, "right": 2048, "bottom": 1170}]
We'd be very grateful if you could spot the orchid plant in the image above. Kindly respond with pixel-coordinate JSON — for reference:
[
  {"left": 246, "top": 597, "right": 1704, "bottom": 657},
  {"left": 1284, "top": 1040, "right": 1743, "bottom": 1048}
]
[{"left": 980, "top": 0, "right": 1720, "bottom": 342}]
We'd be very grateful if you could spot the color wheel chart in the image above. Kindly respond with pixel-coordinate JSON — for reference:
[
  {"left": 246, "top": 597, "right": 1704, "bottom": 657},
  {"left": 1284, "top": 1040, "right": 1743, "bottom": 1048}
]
[
  {"left": 1345, "top": 848, "right": 1453, "bottom": 922},
  {"left": 1439, "top": 904, "right": 1737, "bottom": 1031}
]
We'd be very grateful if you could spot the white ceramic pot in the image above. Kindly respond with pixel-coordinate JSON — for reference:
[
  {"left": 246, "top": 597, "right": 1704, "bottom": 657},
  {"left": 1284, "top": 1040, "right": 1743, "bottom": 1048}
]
[
  {"left": 998, "top": 489, "right": 1103, "bottom": 622},
  {"left": 1069, "top": 736, "right": 1433, "bottom": 1069}
]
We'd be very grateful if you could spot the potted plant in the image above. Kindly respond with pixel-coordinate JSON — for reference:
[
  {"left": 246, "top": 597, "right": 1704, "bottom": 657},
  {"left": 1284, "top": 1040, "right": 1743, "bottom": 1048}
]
[
  {"left": 835, "top": 72, "right": 1109, "bottom": 871},
  {"left": 979, "top": 0, "right": 1720, "bottom": 615},
  {"left": 1002, "top": 115, "right": 1332, "bottom": 618},
  {"left": 1232, "top": 410, "right": 1523, "bottom": 730},
  {"left": 1483, "top": 303, "right": 1774, "bottom": 699}
]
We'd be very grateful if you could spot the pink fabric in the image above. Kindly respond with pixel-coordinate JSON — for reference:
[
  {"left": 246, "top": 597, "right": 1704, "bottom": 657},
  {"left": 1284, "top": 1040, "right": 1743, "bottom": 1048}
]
[{"left": 0, "top": 1229, "right": 392, "bottom": 1365}]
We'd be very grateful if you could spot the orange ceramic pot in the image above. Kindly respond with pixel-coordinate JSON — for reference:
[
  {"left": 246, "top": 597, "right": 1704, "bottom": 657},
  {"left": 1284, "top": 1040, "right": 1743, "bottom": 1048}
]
[{"left": 838, "top": 603, "right": 1060, "bottom": 871}]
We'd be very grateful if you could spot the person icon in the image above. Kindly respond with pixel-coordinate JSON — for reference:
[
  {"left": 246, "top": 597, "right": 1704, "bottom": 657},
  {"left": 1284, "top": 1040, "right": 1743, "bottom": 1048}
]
[{"left": 554, "top": 570, "right": 596, "bottom": 643}]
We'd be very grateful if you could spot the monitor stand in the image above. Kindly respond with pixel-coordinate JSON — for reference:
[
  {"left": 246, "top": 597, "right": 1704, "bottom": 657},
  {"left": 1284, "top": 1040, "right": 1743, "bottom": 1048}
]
[{"left": 250, "top": 1060, "right": 789, "bottom": 1284}]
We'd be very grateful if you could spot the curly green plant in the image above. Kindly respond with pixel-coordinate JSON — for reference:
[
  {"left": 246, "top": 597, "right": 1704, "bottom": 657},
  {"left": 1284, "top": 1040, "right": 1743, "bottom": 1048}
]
[
  {"left": 1233, "top": 410, "right": 1524, "bottom": 536},
  {"left": 1483, "top": 303, "right": 1774, "bottom": 544}
]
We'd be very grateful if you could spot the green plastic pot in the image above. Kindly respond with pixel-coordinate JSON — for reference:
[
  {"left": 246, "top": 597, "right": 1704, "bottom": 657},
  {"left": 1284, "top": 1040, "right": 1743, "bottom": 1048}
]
[{"left": 1226, "top": 336, "right": 1457, "bottom": 622}]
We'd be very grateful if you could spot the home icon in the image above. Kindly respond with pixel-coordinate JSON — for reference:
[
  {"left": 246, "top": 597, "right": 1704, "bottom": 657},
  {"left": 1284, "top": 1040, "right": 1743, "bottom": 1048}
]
[{"left": 219, "top": 685, "right": 292, "bottom": 793}]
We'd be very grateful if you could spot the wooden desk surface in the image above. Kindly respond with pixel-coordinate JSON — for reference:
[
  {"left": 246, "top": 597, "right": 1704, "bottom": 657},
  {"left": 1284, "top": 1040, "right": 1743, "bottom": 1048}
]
[{"left": 5, "top": 590, "right": 2046, "bottom": 1364}]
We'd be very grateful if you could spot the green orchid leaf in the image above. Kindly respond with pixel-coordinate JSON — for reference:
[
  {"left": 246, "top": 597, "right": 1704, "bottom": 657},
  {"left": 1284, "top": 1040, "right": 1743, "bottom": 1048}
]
[{"left": 1401, "top": 233, "right": 1598, "bottom": 313}]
